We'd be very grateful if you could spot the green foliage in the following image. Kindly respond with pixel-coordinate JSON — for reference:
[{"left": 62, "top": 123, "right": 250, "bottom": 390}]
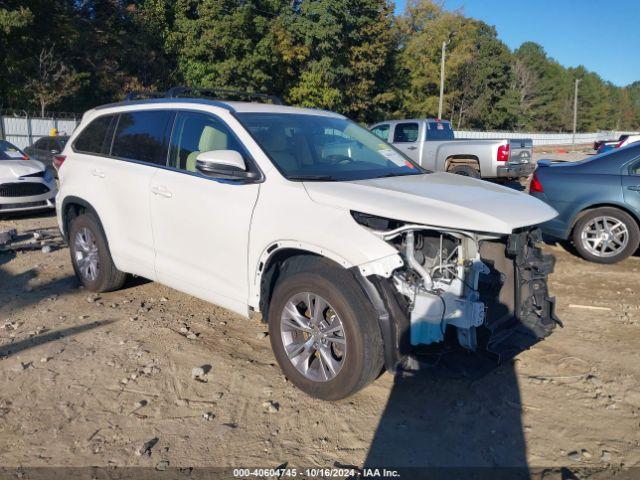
[{"left": 1, "top": 0, "right": 638, "bottom": 131}]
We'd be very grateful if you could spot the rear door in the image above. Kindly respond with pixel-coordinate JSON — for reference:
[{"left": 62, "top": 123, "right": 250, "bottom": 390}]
[
  {"left": 391, "top": 122, "right": 420, "bottom": 162},
  {"left": 88, "top": 109, "right": 172, "bottom": 279},
  {"left": 423, "top": 120, "right": 454, "bottom": 170},
  {"left": 622, "top": 158, "right": 640, "bottom": 217}
]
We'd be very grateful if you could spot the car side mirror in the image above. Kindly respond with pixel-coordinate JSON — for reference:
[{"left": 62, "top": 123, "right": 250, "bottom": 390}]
[{"left": 195, "top": 150, "right": 257, "bottom": 180}]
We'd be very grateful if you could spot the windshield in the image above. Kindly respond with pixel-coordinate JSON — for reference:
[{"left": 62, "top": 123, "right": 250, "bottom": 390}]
[
  {"left": 235, "top": 113, "right": 426, "bottom": 181},
  {"left": 0, "top": 140, "right": 25, "bottom": 160}
]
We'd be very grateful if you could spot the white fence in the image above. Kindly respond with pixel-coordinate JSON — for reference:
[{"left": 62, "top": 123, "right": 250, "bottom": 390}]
[
  {"left": 0, "top": 114, "right": 80, "bottom": 149},
  {"left": 454, "top": 130, "right": 640, "bottom": 147}
]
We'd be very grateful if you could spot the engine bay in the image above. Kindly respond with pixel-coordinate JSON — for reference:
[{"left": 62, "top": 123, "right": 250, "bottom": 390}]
[{"left": 353, "top": 211, "right": 561, "bottom": 364}]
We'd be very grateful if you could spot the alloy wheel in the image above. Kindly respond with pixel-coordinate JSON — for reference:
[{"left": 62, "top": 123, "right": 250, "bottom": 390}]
[
  {"left": 580, "top": 215, "right": 629, "bottom": 258},
  {"left": 74, "top": 227, "right": 100, "bottom": 281},
  {"left": 280, "top": 292, "right": 347, "bottom": 382}
]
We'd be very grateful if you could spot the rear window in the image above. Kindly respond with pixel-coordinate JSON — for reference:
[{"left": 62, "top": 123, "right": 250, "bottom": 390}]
[
  {"left": 111, "top": 111, "right": 171, "bottom": 165},
  {"left": 74, "top": 115, "right": 113, "bottom": 154},
  {"left": 425, "top": 121, "right": 454, "bottom": 140},
  {"left": 393, "top": 123, "right": 419, "bottom": 143}
]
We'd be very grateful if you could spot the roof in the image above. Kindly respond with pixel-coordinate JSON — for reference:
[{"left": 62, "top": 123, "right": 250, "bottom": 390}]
[
  {"left": 370, "top": 118, "right": 452, "bottom": 126},
  {"left": 91, "top": 98, "right": 343, "bottom": 118}
]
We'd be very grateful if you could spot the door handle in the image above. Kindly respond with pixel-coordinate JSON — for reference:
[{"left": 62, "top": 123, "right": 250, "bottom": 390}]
[
  {"left": 90, "top": 169, "right": 105, "bottom": 178},
  {"left": 151, "top": 185, "right": 173, "bottom": 198},
  {"left": 407, "top": 146, "right": 417, "bottom": 150},
  {"left": 627, "top": 185, "right": 640, "bottom": 192}
]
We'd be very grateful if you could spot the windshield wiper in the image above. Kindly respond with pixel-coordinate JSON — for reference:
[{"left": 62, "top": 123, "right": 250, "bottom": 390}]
[{"left": 287, "top": 175, "right": 338, "bottom": 181}]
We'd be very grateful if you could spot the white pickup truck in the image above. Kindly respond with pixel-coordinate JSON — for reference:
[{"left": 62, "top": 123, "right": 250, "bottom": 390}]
[{"left": 370, "top": 118, "right": 534, "bottom": 180}]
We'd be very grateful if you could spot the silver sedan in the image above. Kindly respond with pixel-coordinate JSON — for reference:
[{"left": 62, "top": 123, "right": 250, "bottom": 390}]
[{"left": 0, "top": 140, "right": 57, "bottom": 214}]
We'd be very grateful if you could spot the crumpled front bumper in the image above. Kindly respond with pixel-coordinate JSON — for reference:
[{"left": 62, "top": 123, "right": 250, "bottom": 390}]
[
  {"left": 479, "top": 228, "right": 561, "bottom": 361},
  {"left": 359, "top": 228, "right": 561, "bottom": 372}
]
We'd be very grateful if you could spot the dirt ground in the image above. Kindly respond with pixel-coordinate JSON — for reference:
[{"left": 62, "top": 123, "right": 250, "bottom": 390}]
[{"left": 1, "top": 150, "right": 639, "bottom": 475}]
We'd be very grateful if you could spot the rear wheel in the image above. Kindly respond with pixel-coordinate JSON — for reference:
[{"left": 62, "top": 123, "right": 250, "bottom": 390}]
[
  {"left": 572, "top": 207, "right": 640, "bottom": 264},
  {"left": 69, "top": 212, "right": 127, "bottom": 292},
  {"left": 267, "top": 259, "right": 383, "bottom": 400},
  {"left": 448, "top": 164, "right": 481, "bottom": 178}
]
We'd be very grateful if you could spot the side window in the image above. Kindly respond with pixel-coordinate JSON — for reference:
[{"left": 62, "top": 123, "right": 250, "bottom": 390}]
[
  {"left": 169, "top": 112, "right": 246, "bottom": 173},
  {"left": 73, "top": 115, "right": 113, "bottom": 154},
  {"left": 111, "top": 111, "right": 171, "bottom": 165},
  {"left": 371, "top": 124, "right": 390, "bottom": 141},
  {"left": 630, "top": 160, "right": 640, "bottom": 175},
  {"left": 393, "top": 123, "right": 419, "bottom": 143},
  {"left": 34, "top": 138, "right": 49, "bottom": 150}
]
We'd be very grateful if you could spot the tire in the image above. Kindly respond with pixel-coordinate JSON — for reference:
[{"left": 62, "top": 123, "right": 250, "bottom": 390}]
[
  {"left": 448, "top": 164, "right": 481, "bottom": 178},
  {"left": 68, "top": 211, "right": 127, "bottom": 292},
  {"left": 572, "top": 207, "right": 640, "bottom": 264},
  {"left": 267, "top": 258, "right": 384, "bottom": 400}
]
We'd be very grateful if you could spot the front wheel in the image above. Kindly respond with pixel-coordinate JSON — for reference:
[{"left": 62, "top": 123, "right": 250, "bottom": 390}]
[
  {"left": 267, "top": 260, "right": 383, "bottom": 400},
  {"left": 572, "top": 207, "right": 640, "bottom": 264},
  {"left": 68, "top": 212, "right": 128, "bottom": 292}
]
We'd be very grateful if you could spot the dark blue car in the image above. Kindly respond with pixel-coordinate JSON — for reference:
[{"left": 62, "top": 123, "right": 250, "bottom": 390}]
[{"left": 530, "top": 143, "right": 640, "bottom": 264}]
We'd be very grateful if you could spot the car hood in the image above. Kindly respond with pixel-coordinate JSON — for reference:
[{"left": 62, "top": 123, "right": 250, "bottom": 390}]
[
  {"left": 0, "top": 160, "right": 46, "bottom": 178},
  {"left": 304, "top": 172, "right": 558, "bottom": 234}
]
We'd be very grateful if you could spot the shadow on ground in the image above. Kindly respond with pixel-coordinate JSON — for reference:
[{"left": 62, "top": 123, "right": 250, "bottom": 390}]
[
  {"left": 361, "top": 356, "right": 532, "bottom": 479},
  {"left": 0, "top": 319, "right": 115, "bottom": 358}
]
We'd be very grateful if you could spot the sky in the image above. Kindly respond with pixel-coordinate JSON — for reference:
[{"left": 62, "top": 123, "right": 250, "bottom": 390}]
[{"left": 394, "top": 0, "right": 640, "bottom": 87}]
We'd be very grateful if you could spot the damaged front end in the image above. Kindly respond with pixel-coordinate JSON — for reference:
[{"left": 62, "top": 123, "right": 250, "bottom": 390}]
[{"left": 353, "top": 212, "right": 561, "bottom": 371}]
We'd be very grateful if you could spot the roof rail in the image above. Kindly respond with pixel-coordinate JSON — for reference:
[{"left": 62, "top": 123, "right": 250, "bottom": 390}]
[
  {"left": 164, "top": 86, "right": 284, "bottom": 105},
  {"left": 123, "top": 91, "right": 166, "bottom": 101}
]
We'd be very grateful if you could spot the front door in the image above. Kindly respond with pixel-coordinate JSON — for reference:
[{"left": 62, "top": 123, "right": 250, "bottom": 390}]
[
  {"left": 149, "top": 111, "right": 260, "bottom": 316},
  {"left": 391, "top": 122, "right": 420, "bottom": 163}
]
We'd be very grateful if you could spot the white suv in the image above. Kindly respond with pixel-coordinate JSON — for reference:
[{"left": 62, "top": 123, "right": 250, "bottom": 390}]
[{"left": 56, "top": 90, "right": 561, "bottom": 400}]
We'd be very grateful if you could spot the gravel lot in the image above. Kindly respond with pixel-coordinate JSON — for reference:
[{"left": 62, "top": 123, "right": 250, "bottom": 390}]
[{"left": 1, "top": 150, "right": 639, "bottom": 475}]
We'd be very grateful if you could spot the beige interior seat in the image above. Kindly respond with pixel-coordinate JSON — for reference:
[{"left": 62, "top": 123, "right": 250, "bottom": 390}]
[
  {"left": 261, "top": 129, "right": 299, "bottom": 171},
  {"left": 185, "top": 125, "right": 229, "bottom": 172}
]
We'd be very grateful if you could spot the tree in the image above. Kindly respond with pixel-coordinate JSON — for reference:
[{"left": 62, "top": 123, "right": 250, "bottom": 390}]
[
  {"left": 168, "top": 0, "right": 285, "bottom": 95},
  {"left": 274, "top": 0, "right": 397, "bottom": 122},
  {"left": 27, "top": 46, "right": 84, "bottom": 116}
]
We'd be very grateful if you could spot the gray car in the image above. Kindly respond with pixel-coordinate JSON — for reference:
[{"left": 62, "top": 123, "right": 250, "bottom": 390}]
[
  {"left": 24, "top": 136, "right": 69, "bottom": 170},
  {"left": 531, "top": 143, "right": 640, "bottom": 263}
]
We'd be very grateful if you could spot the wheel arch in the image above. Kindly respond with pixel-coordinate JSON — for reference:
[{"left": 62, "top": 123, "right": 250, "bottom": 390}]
[
  {"left": 255, "top": 245, "right": 404, "bottom": 373},
  {"left": 570, "top": 202, "right": 640, "bottom": 236},
  {"left": 255, "top": 245, "right": 351, "bottom": 318},
  {"left": 60, "top": 196, "right": 102, "bottom": 242},
  {"left": 444, "top": 155, "right": 481, "bottom": 172}
]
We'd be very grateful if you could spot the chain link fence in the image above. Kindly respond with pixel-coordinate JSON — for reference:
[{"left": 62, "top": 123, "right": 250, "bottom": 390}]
[{"left": 0, "top": 110, "right": 81, "bottom": 149}]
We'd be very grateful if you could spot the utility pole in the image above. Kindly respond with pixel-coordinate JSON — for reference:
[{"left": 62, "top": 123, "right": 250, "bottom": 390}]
[
  {"left": 572, "top": 78, "right": 581, "bottom": 145},
  {"left": 438, "top": 40, "right": 446, "bottom": 120}
]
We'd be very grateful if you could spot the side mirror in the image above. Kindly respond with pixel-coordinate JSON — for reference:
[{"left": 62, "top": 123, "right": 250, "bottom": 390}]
[{"left": 195, "top": 150, "right": 257, "bottom": 180}]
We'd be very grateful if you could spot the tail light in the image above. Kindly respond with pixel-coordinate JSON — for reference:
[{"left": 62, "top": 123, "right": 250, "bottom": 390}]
[
  {"left": 53, "top": 154, "right": 66, "bottom": 170},
  {"left": 530, "top": 172, "right": 543, "bottom": 193},
  {"left": 22, "top": 154, "right": 29, "bottom": 160},
  {"left": 615, "top": 139, "right": 625, "bottom": 148},
  {"left": 497, "top": 144, "right": 510, "bottom": 162}
]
